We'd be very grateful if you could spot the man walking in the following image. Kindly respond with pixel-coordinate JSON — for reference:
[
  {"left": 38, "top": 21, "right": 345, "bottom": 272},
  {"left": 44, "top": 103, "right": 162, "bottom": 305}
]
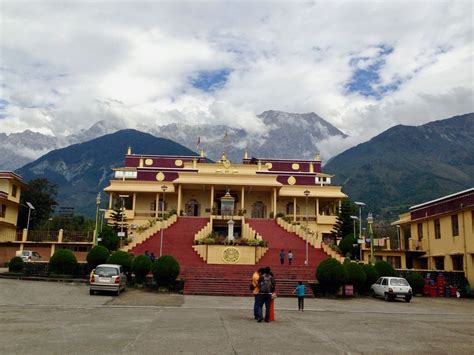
[
  {"left": 251, "top": 268, "right": 263, "bottom": 320},
  {"left": 257, "top": 267, "right": 275, "bottom": 323},
  {"left": 288, "top": 250, "right": 293, "bottom": 266},
  {"left": 279, "top": 249, "right": 285, "bottom": 265}
]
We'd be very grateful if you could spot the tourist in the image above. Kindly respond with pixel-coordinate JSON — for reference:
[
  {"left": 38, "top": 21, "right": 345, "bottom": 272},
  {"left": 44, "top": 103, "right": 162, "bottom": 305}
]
[
  {"left": 144, "top": 250, "right": 150, "bottom": 259},
  {"left": 257, "top": 267, "right": 275, "bottom": 323},
  {"left": 251, "top": 268, "right": 264, "bottom": 319},
  {"left": 293, "top": 281, "right": 305, "bottom": 311},
  {"left": 288, "top": 250, "right": 293, "bottom": 265},
  {"left": 279, "top": 249, "right": 285, "bottom": 265},
  {"left": 150, "top": 252, "right": 156, "bottom": 262}
]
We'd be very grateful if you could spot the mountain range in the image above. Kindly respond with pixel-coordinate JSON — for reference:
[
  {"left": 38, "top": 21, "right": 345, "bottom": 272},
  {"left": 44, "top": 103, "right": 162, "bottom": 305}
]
[
  {"left": 16, "top": 130, "right": 198, "bottom": 216},
  {"left": 324, "top": 112, "right": 474, "bottom": 220},
  {"left": 1, "top": 110, "right": 346, "bottom": 170}
]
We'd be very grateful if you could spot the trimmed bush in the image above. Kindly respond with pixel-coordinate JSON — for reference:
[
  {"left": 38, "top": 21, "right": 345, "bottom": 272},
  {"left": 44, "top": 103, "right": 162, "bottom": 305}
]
[
  {"left": 9, "top": 256, "right": 24, "bottom": 273},
  {"left": 107, "top": 250, "right": 134, "bottom": 272},
  {"left": 343, "top": 262, "right": 367, "bottom": 293},
  {"left": 362, "top": 263, "right": 380, "bottom": 292},
  {"left": 151, "top": 255, "right": 180, "bottom": 287},
  {"left": 49, "top": 249, "right": 78, "bottom": 275},
  {"left": 316, "top": 258, "right": 348, "bottom": 295},
  {"left": 338, "top": 234, "right": 358, "bottom": 258},
  {"left": 406, "top": 273, "right": 425, "bottom": 295},
  {"left": 87, "top": 245, "right": 110, "bottom": 269},
  {"left": 132, "top": 255, "right": 152, "bottom": 283},
  {"left": 374, "top": 260, "right": 397, "bottom": 277}
]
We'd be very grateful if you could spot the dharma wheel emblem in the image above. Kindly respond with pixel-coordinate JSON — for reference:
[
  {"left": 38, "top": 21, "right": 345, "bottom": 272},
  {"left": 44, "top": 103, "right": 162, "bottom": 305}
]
[{"left": 222, "top": 247, "right": 240, "bottom": 263}]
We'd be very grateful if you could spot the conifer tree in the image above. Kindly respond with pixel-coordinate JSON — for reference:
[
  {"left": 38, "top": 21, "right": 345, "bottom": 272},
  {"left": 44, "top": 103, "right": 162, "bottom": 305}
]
[{"left": 331, "top": 198, "right": 356, "bottom": 242}]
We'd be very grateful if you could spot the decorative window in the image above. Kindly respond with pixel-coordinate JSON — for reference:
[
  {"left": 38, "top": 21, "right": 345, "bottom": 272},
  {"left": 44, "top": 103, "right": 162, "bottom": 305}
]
[
  {"left": 451, "top": 214, "right": 459, "bottom": 236},
  {"left": 434, "top": 219, "right": 441, "bottom": 239}
]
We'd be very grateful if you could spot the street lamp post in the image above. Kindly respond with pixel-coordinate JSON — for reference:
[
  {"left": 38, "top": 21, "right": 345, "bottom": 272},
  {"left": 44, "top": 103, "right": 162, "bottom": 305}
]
[
  {"left": 304, "top": 189, "right": 310, "bottom": 266},
  {"left": 118, "top": 194, "right": 129, "bottom": 248},
  {"left": 160, "top": 185, "right": 168, "bottom": 257},
  {"left": 99, "top": 209, "right": 107, "bottom": 232},
  {"left": 26, "top": 202, "right": 35, "bottom": 234},
  {"left": 350, "top": 215, "right": 359, "bottom": 260},
  {"left": 367, "top": 212, "right": 374, "bottom": 264},
  {"left": 354, "top": 201, "right": 365, "bottom": 261},
  {"left": 94, "top": 192, "right": 101, "bottom": 246},
  {"left": 396, "top": 225, "right": 401, "bottom": 250}
]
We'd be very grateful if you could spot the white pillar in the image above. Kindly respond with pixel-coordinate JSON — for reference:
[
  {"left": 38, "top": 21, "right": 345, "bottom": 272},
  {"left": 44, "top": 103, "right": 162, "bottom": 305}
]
[
  {"left": 293, "top": 197, "right": 297, "bottom": 221},
  {"left": 177, "top": 185, "right": 182, "bottom": 214},
  {"left": 155, "top": 193, "right": 160, "bottom": 218},
  {"left": 227, "top": 220, "right": 235, "bottom": 241},
  {"left": 210, "top": 186, "right": 214, "bottom": 215},
  {"left": 273, "top": 188, "right": 277, "bottom": 218}
]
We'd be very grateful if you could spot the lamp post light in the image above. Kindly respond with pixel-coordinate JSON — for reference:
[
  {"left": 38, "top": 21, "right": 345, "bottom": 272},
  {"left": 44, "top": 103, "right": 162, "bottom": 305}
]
[
  {"left": 94, "top": 192, "right": 101, "bottom": 245},
  {"left": 367, "top": 212, "right": 374, "bottom": 264},
  {"left": 354, "top": 201, "right": 365, "bottom": 261},
  {"left": 160, "top": 185, "right": 168, "bottom": 257},
  {"left": 26, "top": 202, "right": 35, "bottom": 233},
  {"left": 118, "top": 194, "right": 129, "bottom": 248},
  {"left": 304, "top": 189, "right": 310, "bottom": 266}
]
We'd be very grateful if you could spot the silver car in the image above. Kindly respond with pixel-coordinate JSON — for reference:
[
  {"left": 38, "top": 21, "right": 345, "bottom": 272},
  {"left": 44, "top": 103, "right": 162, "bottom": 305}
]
[
  {"left": 371, "top": 277, "right": 413, "bottom": 302},
  {"left": 16, "top": 250, "right": 42, "bottom": 262},
  {"left": 89, "top": 264, "right": 127, "bottom": 296}
]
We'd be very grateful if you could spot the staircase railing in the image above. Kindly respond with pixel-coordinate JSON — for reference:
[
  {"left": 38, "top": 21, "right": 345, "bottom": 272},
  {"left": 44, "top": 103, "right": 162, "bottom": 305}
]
[
  {"left": 276, "top": 217, "right": 321, "bottom": 248},
  {"left": 123, "top": 214, "right": 177, "bottom": 251},
  {"left": 321, "top": 242, "right": 345, "bottom": 263}
]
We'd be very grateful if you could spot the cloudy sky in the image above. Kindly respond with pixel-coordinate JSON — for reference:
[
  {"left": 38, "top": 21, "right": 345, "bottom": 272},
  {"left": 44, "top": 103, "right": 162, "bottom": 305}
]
[{"left": 1, "top": 0, "right": 473, "bottom": 154}]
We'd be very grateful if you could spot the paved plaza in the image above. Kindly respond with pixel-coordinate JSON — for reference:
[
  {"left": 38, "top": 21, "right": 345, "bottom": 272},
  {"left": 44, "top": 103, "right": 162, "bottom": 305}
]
[{"left": 0, "top": 279, "right": 473, "bottom": 354}]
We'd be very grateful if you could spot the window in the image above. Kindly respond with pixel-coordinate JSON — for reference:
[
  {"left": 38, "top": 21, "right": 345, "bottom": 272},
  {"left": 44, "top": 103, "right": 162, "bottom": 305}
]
[
  {"left": 417, "top": 223, "right": 423, "bottom": 240},
  {"left": 12, "top": 184, "right": 17, "bottom": 197},
  {"left": 419, "top": 258, "right": 428, "bottom": 269},
  {"left": 452, "top": 255, "right": 463, "bottom": 271},
  {"left": 390, "top": 278, "right": 409, "bottom": 286},
  {"left": 382, "top": 278, "right": 388, "bottom": 286},
  {"left": 387, "top": 256, "right": 401, "bottom": 269},
  {"left": 434, "top": 257, "right": 445, "bottom": 270},
  {"left": 150, "top": 202, "right": 156, "bottom": 211},
  {"left": 434, "top": 219, "right": 441, "bottom": 239},
  {"left": 451, "top": 214, "right": 459, "bottom": 236},
  {"left": 0, "top": 204, "right": 6, "bottom": 218}
]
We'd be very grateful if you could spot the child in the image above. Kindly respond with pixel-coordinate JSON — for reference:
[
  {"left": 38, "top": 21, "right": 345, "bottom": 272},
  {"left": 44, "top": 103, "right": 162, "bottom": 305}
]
[{"left": 293, "top": 281, "right": 305, "bottom": 311}]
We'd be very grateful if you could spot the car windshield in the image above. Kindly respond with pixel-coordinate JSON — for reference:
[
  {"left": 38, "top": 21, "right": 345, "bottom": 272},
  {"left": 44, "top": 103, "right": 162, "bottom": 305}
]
[
  {"left": 22, "top": 251, "right": 29, "bottom": 256},
  {"left": 95, "top": 267, "right": 119, "bottom": 277},
  {"left": 390, "top": 278, "right": 409, "bottom": 286}
]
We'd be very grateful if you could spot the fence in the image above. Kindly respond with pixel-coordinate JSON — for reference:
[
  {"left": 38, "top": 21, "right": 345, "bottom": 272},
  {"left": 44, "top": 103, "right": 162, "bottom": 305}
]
[
  {"left": 27, "top": 231, "right": 59, "bottom": 242},
  {"left": 62, "top": 231, "right": 93, "bottom": 243}
]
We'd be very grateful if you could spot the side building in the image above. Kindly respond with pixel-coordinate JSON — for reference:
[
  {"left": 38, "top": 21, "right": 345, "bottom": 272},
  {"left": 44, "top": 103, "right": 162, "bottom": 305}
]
[
  {"left": 376, "top": 188, "right": 474, "bottom": 286},
  {"left": 0, "top": 172, "right": 24, "bottom": 236}
]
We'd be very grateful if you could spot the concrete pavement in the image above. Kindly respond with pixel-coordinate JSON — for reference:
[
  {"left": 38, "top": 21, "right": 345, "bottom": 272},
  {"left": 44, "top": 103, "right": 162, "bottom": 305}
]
[{"left": 0, "top": 279, "right": 473, "bottom": 354}]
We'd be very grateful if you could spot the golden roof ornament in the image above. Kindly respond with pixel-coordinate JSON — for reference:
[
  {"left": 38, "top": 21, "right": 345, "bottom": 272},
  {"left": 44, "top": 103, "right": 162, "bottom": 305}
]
[
  {"left": 200, "top": 149, "right": 205, "bottom": 158},
  {"left": 127, "top": 146, "right": 132, "bottom": 155},
  {"left": 315, "top": 152, "right": 321, "bottom": 161},
  {"left": 244, "top": 150, "right": 249, "bottom": 159}
]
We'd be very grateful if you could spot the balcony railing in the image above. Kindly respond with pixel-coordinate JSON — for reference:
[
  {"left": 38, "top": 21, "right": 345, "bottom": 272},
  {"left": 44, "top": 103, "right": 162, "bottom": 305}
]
[
  {"left": 27, "top": 231, "right": 59, "bottom": 242},
  {"left": 0, "top": 230, "right": 22, "bottom": 242},
  {"left": 63, "top": 231, "right": 93, "bottom": 243}
]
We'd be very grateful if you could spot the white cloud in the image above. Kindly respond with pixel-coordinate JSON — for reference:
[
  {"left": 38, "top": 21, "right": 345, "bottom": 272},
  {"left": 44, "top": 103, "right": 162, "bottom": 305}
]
[{"left": 0, "top": 1, "right": 472, "bottom": 158}]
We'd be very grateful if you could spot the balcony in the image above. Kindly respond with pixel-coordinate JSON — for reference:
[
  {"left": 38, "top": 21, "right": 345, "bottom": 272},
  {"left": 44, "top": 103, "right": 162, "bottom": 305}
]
[{"left": 317, "top": 215, "right": 337, "bottom": 225}]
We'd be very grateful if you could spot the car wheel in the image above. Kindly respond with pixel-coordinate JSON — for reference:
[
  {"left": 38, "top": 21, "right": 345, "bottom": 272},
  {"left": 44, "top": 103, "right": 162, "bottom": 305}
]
[
  {"left": 89, "top": 289, "right": 94, "bottom": 296},
  {"left": 384, "top": 293, "right": 391, "bottom": 302},
  {"left": 405, "top": 295, "right": 412, "bottom": 303}
]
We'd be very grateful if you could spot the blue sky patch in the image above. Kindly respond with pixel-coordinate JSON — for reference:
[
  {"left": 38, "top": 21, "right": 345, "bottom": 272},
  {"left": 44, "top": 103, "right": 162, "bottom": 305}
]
[
  {"left": 191, "top": 69, "right": 231, "bottom": 92},
  {"left": 345, "top": 45, "right": 400, "bottom": 99}
]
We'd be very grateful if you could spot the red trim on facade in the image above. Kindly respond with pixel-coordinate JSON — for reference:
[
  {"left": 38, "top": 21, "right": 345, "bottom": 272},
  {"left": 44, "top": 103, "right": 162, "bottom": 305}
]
[
  {"left": 137, "top": 171, "right": 180, "bottom": 182},
  {"left": 410, "top": 190, "right": 474, "bottom": 220}
]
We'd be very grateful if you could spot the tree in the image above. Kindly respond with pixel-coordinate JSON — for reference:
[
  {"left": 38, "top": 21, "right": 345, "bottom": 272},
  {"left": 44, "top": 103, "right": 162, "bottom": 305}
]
[
  {"left": 18, "top": 178, "right": 58, "bottom": 229},
  {"left": 331, "top": 199, "right": 356, "bottom": 242},
  {"left": 338, "top": 233, "right": 359, "bottom": 259},
  {"left": 110, "top": 205, "right": 127, "bottom": 233},
  {"left": 98, "top": 226, "right": 119, "bottom": 251}
]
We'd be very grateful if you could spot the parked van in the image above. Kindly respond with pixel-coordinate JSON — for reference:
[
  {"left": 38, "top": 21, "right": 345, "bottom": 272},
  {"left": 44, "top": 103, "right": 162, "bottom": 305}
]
[{"left": 15, "top": 250, "right": 42, "bottom": 262}]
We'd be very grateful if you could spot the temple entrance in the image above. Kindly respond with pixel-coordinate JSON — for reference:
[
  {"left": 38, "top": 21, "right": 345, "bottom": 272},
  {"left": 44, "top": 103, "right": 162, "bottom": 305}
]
[
  {"left": 185, "top": 199, "right": 201, "bottom": 216},
  {"left": 251, "top": 201, "right": 266, "bottom": 218}
]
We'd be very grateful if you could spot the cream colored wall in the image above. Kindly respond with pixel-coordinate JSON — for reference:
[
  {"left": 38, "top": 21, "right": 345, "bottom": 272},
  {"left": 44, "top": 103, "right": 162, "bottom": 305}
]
[
  {"left": 135, "top": 193, "right": 157, "bottom": 212},
  {"left": 181, "top": 189, "right": 212, "bottom": 216},
  {"left": 244, "top": 193, "right": 272, "bottom": 218},
  {"left": 206, "top": 245, "right": 258, "bottom": 265}
]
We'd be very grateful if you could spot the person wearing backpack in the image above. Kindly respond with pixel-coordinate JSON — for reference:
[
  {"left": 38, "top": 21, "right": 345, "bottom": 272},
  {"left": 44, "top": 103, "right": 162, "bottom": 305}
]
[{"left": 257, "top": 267, "right": 275, "bottom": 323}]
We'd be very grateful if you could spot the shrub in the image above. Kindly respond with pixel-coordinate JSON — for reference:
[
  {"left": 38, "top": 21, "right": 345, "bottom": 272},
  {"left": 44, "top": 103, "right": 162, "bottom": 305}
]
[
  {"left": 107, "top": 250, "right": 134, "bottom": 272},
  {"left": 374, "top": 260, "right": 397, "bottom": 277},
  {"left": 362, "top": 263, "right": 380, "bottom": 292},
  {"left": 316, "top": 258, "right": 348, "bottom": 295},
  {"left": 151, "top": 255, "right": 180, "bottom": 287},
  {"left": 132, "top": 255, "right": 152, "bottom": 283},
  {"left": 49, "top": 249, "right": 78, "bottom": 275},
  {"left": 343, "top": 262, "right": 367, "bottom": 293},
  {"left": 86, "top": 245, "right": 110, "bottom": 269},
  {"left": 406, "top": 273, "right": 425, "bottom": 295},
  {"left": 98, "top": 227, "right": 119, "bottom": 251},
  {"left": 9, "top": 256, "right": 24, "bottom": 273}
]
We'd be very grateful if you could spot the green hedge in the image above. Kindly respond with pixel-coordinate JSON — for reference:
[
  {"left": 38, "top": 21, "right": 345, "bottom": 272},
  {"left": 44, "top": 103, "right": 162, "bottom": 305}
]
[
  {"left": 316, "top": 258, "right": 347, "bottom": 295},
  {"left": 87, "top": 245, "right": 110, "bottom": 269},
  {"left": 343, "top": 262, "right": 366, "bottom": 293},
  {"left": 49, "top": 249, "right": 78, "bottom": 275},
  {"left": 374, "top": 260, "right": 397, "bottom": 277},
  {"left": 362, "top": 263, "right": 380, "bottom": 292},
  {"left": 151, "top": 255, "right": 180, "bottom": 287},
  {"left": 132, "top": 255, "right": 152, "bottom": 284},
  {"left": 107, "top": 251, "right": 134, "bottom": 272},
  {"left": 406, "top": 273, "right": 424, "bottom": 295},
  {"left": 8, "top": 256, "right": 24, "bottom": 273}
]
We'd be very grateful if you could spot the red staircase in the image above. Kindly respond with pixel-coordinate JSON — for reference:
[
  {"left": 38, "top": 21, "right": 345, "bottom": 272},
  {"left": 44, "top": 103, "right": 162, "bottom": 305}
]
[
  {"left": 130, "top": 217, "right": 331, "bottom": 296},
  {"left": 129, "top": 217, "right": 208, "bottom": 272}
]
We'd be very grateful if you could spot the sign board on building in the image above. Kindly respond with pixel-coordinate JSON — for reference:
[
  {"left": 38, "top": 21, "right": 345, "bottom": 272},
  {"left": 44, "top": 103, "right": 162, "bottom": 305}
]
[{"left": 117, "top": 232, "right": 125, "bottom": 237}]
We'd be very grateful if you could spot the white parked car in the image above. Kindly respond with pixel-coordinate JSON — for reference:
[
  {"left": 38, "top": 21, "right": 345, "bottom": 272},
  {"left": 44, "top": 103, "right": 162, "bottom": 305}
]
[
  {"left": 15, "top": 250, "right": 42, "bottom": 262},
  {"left": 371, "top": 277, "right": 413, "bottom": 302},
  {"left": 89, "top": 264, "right": 127, "bottom": 296}
]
